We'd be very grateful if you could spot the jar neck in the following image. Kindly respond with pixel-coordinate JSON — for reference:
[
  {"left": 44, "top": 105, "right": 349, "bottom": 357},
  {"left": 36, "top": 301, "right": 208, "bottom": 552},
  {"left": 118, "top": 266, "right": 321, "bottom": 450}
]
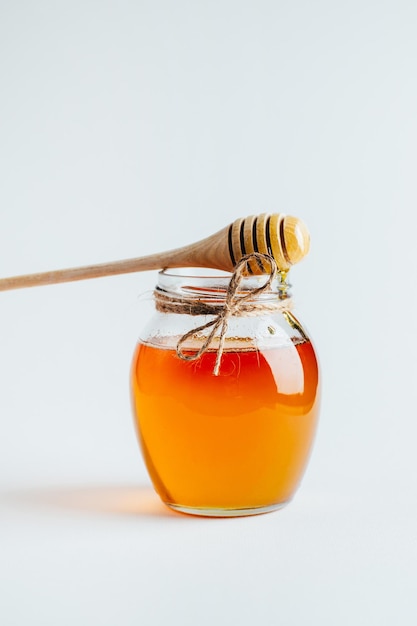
[{"left": 155, "top": 268, "right": 291, "bottom": 304}]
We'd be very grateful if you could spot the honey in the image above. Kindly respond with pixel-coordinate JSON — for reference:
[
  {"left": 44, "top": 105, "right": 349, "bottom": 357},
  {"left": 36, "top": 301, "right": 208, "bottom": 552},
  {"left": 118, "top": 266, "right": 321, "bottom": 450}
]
[{"left": 131, "top": 337, "right": 319, "bottom": 515}]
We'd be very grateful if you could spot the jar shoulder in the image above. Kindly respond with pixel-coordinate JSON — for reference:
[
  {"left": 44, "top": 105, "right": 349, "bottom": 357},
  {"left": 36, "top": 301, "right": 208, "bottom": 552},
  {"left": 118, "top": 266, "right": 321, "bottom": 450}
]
[{"left": 138, "top": 310, "right": 311, "bottom": 350}]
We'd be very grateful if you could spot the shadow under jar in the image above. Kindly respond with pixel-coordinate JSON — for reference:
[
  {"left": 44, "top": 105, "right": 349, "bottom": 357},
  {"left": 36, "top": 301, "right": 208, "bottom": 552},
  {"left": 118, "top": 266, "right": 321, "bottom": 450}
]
[{"left": 131, "top": 268, "right": 320, "bottom": 517}]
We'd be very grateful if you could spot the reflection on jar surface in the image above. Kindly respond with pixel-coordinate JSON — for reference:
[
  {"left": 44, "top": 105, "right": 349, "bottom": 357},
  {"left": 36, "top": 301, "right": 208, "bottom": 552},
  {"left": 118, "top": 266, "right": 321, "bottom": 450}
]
[{"left": 131, "top": 268, "right": 320, "bottom": 517}]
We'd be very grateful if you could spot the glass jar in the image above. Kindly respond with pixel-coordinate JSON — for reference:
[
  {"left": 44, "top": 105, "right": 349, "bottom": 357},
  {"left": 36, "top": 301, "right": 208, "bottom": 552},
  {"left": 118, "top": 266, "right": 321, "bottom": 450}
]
[{"left": 131, "top": 263, "right": 320, "bottom": 517}]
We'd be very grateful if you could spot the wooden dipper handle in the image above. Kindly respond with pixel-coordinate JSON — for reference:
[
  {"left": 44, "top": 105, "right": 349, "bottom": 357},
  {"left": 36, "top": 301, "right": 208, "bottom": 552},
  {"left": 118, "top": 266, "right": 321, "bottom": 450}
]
[{"left": 0, "top": 213, "right": 310, "bottom": 292}]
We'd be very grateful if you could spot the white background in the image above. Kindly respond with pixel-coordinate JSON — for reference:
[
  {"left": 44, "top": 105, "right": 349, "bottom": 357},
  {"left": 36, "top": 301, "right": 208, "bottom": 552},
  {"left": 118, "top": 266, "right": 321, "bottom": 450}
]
[{"left": 1, "top": 1, "right": 417, "bottom": 624}]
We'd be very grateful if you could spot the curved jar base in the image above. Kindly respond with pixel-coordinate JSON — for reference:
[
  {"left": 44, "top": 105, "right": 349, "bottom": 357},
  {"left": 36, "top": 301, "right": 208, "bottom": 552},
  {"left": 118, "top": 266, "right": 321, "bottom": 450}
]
[{"left": 166, "top": 500, "right": 291, "bottom": 518}]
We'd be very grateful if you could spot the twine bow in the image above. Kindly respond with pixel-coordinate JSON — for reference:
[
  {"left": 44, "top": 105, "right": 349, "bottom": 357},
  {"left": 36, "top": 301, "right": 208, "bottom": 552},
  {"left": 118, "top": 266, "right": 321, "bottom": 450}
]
[{"left": 175, "top": 252, "right": 282, "bottom": 376}]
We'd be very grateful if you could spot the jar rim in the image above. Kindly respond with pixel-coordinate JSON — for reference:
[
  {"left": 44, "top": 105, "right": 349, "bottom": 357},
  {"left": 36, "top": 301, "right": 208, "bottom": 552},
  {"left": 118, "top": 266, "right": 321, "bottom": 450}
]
[{"left": 159, "top": 267, "right": 234, "bottom": 279}]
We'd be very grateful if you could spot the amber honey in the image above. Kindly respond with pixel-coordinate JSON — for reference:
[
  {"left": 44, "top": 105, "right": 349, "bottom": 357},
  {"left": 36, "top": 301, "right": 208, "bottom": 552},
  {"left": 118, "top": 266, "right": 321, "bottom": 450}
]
[{"left": 131, "top": 338, "right": 320, "bottom": 515}]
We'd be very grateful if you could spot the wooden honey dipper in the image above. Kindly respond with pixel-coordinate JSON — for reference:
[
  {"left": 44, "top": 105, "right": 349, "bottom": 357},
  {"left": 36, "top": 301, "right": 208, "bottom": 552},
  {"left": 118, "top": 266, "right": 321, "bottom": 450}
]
[{"left": 0, "top": 213, "right": 309, "bottom": 292}]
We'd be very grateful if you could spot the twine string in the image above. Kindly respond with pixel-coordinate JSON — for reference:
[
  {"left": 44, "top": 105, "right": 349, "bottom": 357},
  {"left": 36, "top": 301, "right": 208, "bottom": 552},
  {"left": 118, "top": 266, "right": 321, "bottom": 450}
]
[{"left": 157, "top": 252, "right": 290, "bottom": 376}]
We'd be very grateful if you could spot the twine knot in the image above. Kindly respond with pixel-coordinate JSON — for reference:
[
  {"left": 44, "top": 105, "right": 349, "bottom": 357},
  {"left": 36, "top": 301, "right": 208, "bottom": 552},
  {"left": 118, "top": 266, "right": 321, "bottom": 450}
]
[{"left": 171, "top": 252, "right": 290, "bottom": 376}]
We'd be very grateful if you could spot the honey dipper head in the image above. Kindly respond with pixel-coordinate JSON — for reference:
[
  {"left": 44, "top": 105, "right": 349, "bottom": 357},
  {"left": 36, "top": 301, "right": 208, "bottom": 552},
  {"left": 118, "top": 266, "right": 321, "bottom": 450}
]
[
  {"left": 281, "top": 215, "right": 310, "bottom": 266},
  {"left": 228, "top": 213, "right": 310, "bottom": 273}
]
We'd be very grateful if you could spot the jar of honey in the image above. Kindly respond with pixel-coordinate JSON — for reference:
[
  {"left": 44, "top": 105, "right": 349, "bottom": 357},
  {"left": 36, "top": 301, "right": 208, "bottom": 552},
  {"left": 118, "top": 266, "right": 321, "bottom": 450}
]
[{"left": 131, "top": 255, "right": 320, "bottom": 517}]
